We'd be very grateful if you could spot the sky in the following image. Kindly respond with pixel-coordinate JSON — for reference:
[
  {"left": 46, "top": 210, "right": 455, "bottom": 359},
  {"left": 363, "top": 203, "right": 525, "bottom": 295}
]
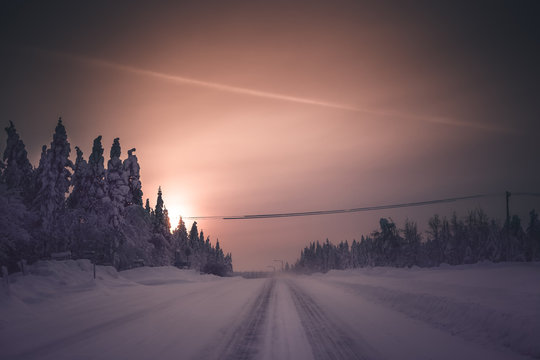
[{"left": 1, "top": 0, "right": 539, "bottom": 270}]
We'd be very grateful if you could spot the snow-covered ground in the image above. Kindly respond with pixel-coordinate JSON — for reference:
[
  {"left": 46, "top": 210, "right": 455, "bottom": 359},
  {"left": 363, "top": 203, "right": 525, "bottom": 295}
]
[{"left": 1, "top": 260, "right": 538, "bottom": 360}]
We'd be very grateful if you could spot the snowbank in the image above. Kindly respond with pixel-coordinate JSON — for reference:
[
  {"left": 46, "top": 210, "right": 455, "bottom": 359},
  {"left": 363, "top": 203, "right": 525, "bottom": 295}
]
[
  {"left": 317, "top": 262, "right": 540, "bottom": 358},
  {"left": 0, "top": 259, "right": 220, "bottom": 305},
  {"left": 0, "top": 259, "right": 252, "bottom": 360},
  {"left": 120, "top": 265, "right": 219, "bottom": 285}
]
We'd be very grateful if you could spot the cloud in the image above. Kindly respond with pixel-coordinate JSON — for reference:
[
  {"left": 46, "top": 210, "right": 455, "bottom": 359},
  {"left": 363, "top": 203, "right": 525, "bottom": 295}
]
[{"left": 32, "top": 48, "right": 514, "bottom": 134}]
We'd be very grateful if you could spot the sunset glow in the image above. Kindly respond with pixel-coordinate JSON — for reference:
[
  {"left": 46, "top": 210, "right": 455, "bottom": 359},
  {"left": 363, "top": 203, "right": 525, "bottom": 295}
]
[
  {"left": 166, "top": 203, "right": 194, "bottom": 231},
  {"left": 1, "top": 3, "right": 539, "bottom": 359},
  {"left": 1, "top": 1, "right": 538, "bottom": 270}
]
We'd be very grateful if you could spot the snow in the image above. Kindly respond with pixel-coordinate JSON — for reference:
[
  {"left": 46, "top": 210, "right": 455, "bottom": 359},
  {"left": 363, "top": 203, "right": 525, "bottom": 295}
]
[
  {"left": 314, "top": 262, "right": 540, "bottom": 358},
  {"left": 1, "top": 260, "right": 538, "bottom": 359}
]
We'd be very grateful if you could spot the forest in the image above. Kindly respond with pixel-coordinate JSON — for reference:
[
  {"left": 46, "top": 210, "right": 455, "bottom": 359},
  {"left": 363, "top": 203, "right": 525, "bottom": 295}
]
[
  {"left": 0, "top": 119, "right": 232, "bottom": 275},
  {"left": 294, "top": 209, "right": 540, "bottom": 273}
]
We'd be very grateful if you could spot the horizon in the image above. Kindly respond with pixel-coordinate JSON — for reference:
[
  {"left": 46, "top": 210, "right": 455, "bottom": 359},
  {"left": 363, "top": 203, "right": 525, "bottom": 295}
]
[
  {"left": 2, "top": 118, "right": 539, "bottom": 270},
  {"left": 1, "top": 0, "right": 539, "bottom": 270}
]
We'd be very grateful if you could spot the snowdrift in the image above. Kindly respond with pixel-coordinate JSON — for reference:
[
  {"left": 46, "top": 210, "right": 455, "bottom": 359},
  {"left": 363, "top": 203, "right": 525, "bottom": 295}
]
[
  {"left": 317, "top": 262, "right": 540, "bottom": 358},
  {"left": 0, "top": 259, "right": 220, "bottom": 304}
]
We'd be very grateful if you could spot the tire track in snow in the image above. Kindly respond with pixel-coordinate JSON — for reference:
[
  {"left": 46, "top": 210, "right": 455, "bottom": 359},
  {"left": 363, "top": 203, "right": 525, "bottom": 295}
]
[
  {"left": 286, "top": 279, "right": 372, "bottom": 360},
  {"left": 220, "top": 278, "right": 275, "bottom": 360}
]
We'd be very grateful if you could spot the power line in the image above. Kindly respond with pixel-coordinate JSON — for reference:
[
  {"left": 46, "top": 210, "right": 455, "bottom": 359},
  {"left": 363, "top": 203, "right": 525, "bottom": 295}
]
[
  {"left": 512, "top": 192, "right": 540, "bottom": 197},
  {"left": 185, "top": 192, "right": 513, "bottom": 221}
]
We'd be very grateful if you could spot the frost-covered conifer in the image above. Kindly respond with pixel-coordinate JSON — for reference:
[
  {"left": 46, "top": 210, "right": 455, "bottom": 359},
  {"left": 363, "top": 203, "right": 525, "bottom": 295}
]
[
  {"left": 145, "top": 198, "right": 151, "bottom": 214},
  {"left": 106, "top": 138, "right": 129, "bottom": 227},
  {"left": 87, "top": 136, "right": 108, "bottom": 208},
  {"left": 33, "top": 118, "right": 73, "bottom": 253},
  {"left": 163, "top": 206, "right": 171, "bottom": 232},
  {"left": 154, "top": 186, "right": 164, "bottom": 225},
  {"left": 2, "top": 121, "right": 34, "bottom": 199},
  {"left": 68, "top": 146, "right": 89, "bottom": 209},
  {"left": 189, "top": 221, "right": 199, "bottom": 249},
  {"left": 152, "top": 187, "right": 171, "bottom": 234},
  {"left": 123, "top": 148, "right": 143, "bottom": 206},
  {"left": 0, "top": 183, "right": 34, "bottom": 269},
  {"left": 173, "top": 216, "right": 188, "bottom": 251}
]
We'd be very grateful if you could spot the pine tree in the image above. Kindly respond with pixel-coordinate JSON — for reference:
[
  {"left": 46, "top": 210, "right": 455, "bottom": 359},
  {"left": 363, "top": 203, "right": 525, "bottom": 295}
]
[
  {"left": 526, "top": 210, "right": 540, "bottom": 261},
  {"left": 188, "top": 220, "right": 199, "bottom": 265},
  {"left": 174, "top": 217, "right": 188, "bottom": 243},
  {"left": 163, "top": 206, "right": 171, "bottom": 233},
  {"left": 427, "top": 214, "right": 443, "bottom": 265},
  {"left": 154, "top": 186, "right": 166, "bottom": 230},
  {"left": 145, "top": 198, "right": 151, "bottom": 214},
  {"left": 172, "top": 217, "right": 189, "bottom": 265},
  {"left": 67, "top": 146, "right": 89, "bottom": 209},
  {"left": 2, "top": 121, "right": 34, "bottom": 200},
  {"left": 123, "top": 148, "right": 143, "bottom": 206},
  {"left": 199, "top": 230, "right": 205, "bottom": 249},
  {"left": 33, "top": 118, "right": 73, "bottom": 254},
  {"left": 106, "top": 138, "right": 129, "bottom": 227},
  {"left": 87, "top": 136, "right": 108, "bottom": 210},
  {"left": 0, "top": 183, "right": 34, "bottom": 270},
  {"left": 507, "top": 214, "right": 526, "bottom": 261},
  {"left": 402, "top": 219, "right": 421, "bottom": 267}
]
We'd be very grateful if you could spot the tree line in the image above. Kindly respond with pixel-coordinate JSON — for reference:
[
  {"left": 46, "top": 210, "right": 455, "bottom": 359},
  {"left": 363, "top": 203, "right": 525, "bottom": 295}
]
[
  {"left": 293, "top": 209, "right": 540, "bottom": 273},
  {"left": 0, "top": 119, "right": 232, "bottom": 275}
]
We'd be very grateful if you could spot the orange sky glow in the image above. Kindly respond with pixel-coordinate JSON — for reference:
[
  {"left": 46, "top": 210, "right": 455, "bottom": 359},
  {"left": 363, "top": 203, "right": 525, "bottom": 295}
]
[{"left": 1, "top": 1, "right": 539, "bottom": 270}]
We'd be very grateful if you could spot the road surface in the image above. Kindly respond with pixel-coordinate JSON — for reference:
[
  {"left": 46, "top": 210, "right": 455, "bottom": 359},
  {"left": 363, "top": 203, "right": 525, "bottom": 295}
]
[{"left": 1, "top": 272, "right": 532, "bottom": 360}]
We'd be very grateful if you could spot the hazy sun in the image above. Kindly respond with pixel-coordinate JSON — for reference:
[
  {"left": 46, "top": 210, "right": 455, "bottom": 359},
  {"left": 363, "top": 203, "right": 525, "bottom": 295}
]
[{"left": 166, "top": 203, "right": 194, "bottom": 230}]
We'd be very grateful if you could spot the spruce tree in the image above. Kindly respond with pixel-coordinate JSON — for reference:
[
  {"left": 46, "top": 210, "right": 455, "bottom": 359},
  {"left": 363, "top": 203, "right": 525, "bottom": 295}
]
[
  {"left": 68, "top": 146, "right": 89, "bottom": 209},
  {"left": 163, "top": 206, "right": 171, "bottom": 233},
  {"left": 527, "top": 210, "right": 540, "bottom": 261},
  {"left": 174, "top": 217, "right": 188, "bottom": 244},
  {"left": 33, "top": 118, "right": 73, "bottom": 254},
  {"left": 145, "top": 198, "right": 151, "bottom": 214},
  {"left": 2, "top": 121, "right": 34, "bottom": 200},
  {"left": 106, "top": 137, "right": 128, "bottom": 227},
  {"left": 87, "top": 136, "right": 108, "bottom": 210},
  {"left": 189, "top": 221, "right": 199, "bottom": 250},
  {"left": 154, "top": 186, "right": 164, "bottom": 227},
  {"left": 123, "top": 148, "right": 143, "bottom": 206}
]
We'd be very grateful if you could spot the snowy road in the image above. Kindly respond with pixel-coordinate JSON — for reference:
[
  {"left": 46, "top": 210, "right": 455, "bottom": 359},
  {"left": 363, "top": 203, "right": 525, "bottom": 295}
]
[
  {"left": 285, "top": 279, "right": 369, "bottom": 360},
  {"left": 1, "top": 261, "right": 538, "bottom": 360}
]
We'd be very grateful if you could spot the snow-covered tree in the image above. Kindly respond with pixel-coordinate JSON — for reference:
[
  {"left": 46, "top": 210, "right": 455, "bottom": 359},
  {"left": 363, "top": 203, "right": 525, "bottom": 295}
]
[
  {"left": 123, "top": 148, "right": 143, "bottom": 206},
  {"left": 0, "top": 183, "right": 35, "bottom": 271},
  {"left": 174, "top": 217, "right": 188, "bottom": 244},
  {"left": 153, "top": 186, "right": 172, "bottom": 235},
  {"left": 32, "top": 118, "right": 73, "bottom": 254},
  {"left": 67, "top": 146, "right": 89, "bottom": 209},
  {"left": 106, "top": 138, "right": 129, "bottom": 227},
  {"left": 87, "top": 136, "right": 108, "bottom": 208},
  {"left": 154, "top": 187, "right": 164, "bottom": 223},
  {"left": 0, "top": 119, "right": 234, "bottom": 274},
  {"left": 401, "top": 219, "right": 421, "bottom": 267},
  {"left": 163, "top": 206, "right": 171, "bottom": 233},
  {"left": 144, "top": 198, "right": 150, "bottom": 212},
  {"left": 2, "top": 121, "right": 34, "bottom": 200},
  {"left": 189, "top": 221, "right": 199, "bottom": 249}
]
